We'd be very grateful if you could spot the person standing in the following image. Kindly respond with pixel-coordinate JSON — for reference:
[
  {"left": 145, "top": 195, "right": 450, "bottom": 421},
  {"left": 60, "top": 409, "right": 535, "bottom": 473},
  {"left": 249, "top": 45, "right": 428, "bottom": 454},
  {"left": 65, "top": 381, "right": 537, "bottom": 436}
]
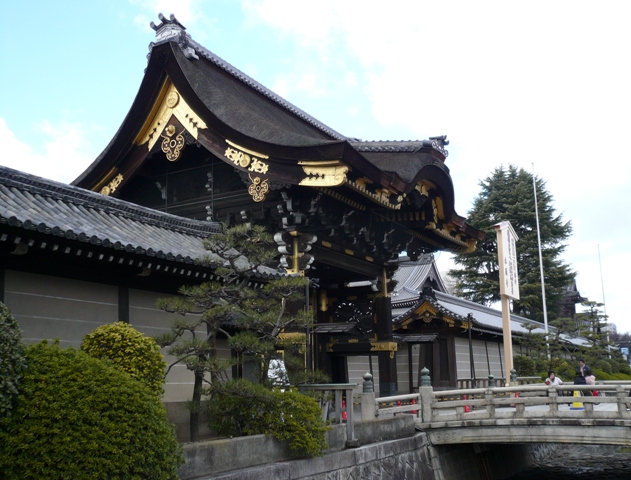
[{"left": 574, "top": 358, "right": 589, "bottom": 385}]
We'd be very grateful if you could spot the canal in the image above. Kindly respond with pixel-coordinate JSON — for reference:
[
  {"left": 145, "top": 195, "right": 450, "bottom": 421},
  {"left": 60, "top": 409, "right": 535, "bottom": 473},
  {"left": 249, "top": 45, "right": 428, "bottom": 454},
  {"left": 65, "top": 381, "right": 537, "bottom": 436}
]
[{"left": 506, "top": 445, "right": 631, "bottom": 479}]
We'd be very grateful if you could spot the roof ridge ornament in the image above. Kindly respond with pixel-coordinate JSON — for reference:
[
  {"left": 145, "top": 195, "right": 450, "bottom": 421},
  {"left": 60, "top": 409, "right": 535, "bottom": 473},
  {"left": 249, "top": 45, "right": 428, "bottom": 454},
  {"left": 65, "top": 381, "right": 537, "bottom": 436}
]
[{"left": 149, "top": 13, "right": 199, "bottom": 60}]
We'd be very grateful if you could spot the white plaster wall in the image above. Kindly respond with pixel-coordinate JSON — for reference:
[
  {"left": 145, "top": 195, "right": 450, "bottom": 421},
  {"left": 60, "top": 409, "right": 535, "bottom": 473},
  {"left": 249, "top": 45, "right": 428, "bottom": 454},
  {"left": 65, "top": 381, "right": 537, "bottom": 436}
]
[{"left": 4, "top": 270, "right": 118, "bottom": 348}]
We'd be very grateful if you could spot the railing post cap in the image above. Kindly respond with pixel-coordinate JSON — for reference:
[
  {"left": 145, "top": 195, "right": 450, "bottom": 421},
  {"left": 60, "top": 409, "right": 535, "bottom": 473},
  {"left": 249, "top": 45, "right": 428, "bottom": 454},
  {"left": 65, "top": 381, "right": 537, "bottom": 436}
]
[{"left": 363, "top": 372, "right": 373, "bottom": 381}]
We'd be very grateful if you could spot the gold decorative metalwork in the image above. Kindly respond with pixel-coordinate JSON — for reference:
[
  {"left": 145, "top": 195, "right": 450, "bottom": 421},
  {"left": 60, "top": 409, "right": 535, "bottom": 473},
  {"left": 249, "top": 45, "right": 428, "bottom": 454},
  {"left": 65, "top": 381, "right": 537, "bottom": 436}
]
[
  {"left": 300, "top": 165, "right": 348, "bottom": 187},
  {"left": 160, "top": 125, "right": 185, "bottom": 161},
  {"left": 135, "top": 79, "right": 207, "bottom": 151},
  {"left": 319, "top": 290, "right": 329, "bottom": 311},
  {"left": 100, "top": 174, "right": 123, "bottom": 196},
  {"left": 165, "top": 91, "right": 179, "bottom": 108},
  {"left": 370, "top": 341, "right": 398, "bottom": 352},
  {"left": 225, "top": 141, "right": 269, "bottom": 174},
  {"left": 248, "top": 175, "right": 269, "bottom": 202}
]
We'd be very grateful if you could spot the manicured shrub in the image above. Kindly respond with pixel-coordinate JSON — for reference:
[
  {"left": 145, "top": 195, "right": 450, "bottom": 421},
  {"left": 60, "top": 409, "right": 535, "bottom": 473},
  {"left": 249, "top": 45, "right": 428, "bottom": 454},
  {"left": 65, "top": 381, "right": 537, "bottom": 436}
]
[
  {"left": 0, "top": 341, "right": 182, "bottom": 479},
  {"left": 81, "top": 321, "right": 166, "bottom": 396},
  {"left": 0, "top": 302, "right": 26, "bottom": 421},
  {"left": 594, "top": 359, "right": 612, "bottom": 375},
  {"left": 207, "top": 379, "right": 329, "bottom": 457},
  {"left": 513, "top": 355, "right": 536, "bottom": 376}
]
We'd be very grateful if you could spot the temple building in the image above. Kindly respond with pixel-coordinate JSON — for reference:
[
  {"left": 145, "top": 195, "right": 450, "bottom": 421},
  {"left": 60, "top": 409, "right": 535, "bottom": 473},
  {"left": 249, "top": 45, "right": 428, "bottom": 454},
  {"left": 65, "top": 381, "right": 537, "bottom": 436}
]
[{"left": 1, "top": 12, "right": 484, "bottom": 424}]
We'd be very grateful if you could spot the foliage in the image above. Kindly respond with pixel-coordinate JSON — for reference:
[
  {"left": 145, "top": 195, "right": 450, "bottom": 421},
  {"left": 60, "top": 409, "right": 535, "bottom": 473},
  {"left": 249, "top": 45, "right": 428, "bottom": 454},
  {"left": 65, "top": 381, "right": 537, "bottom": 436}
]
[
  {"left": 576, "top": 300, "right": 612, "bottom": 362},
  {"left": 206, "top": 379, "right": 328, "bottom": 457},
  {"left": 548, "top": 359, "right": 574, "bottom": 382},
  {"left": 156, "top": 223, "right": 316, "bottom": 441},
  {"left": 81, "top": 322, "right": 166, "bottom": 396},
  {"left": 594, "top": 359, "right": 612, "bottom": 375},
  {"left": 450, "top": 165, "right": 574, "bottom": 322},
  {"left": 548, "top": 316, "right": 580, "bottom": 360},
  {"left": 0, "top": 341, "right": 182, "bottom": 479},
  {"left": 513, "top": 355, "right": 537, "bottom": 376},
  {"left": 516, "top": 323, "right": 547, "bottom": 359},
  {"left": 0, "top": 302, "right": 26, "bottom": 422}
]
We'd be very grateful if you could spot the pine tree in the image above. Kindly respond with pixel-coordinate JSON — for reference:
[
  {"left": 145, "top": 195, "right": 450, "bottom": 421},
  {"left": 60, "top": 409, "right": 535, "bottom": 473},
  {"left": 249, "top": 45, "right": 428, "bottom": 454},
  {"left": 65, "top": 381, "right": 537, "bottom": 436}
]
[
  {"left": 577, "top": 300, "right": 611, "bottom": 362},
  {"left": 156, "top": 224, "right": 315, "bottom": 442},
  {"left": 450, "top": 165, "right": 574, "bottom": 322}
]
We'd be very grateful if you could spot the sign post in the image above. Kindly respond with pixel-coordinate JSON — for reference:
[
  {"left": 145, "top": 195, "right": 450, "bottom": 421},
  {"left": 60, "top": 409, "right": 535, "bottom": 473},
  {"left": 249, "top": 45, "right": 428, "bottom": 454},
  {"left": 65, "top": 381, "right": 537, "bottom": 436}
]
[{"left": 494, "top": 221, "right": 519, "bottom": 386}]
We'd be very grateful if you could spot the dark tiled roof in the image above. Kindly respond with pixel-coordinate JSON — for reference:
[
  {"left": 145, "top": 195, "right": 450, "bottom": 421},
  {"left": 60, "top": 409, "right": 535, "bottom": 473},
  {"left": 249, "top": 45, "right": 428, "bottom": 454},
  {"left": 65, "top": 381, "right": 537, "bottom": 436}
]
[
  {"left": 391, "top": 255, "right": 447, "bottom": 306},
  {"left": 150, "top": 15, "right": 449, "bottom": 158},
  {"left": 350, "top": 138, "right": 449, "bottom": 158},
  {"left": 392, "top": 288, "right": 588, "bottom": 347},
  {"left": 150, "top": 13, "right": 347, "bottom": 142},
  {"left": 0, "top": 166, "right": 220, "bottom": 264}
]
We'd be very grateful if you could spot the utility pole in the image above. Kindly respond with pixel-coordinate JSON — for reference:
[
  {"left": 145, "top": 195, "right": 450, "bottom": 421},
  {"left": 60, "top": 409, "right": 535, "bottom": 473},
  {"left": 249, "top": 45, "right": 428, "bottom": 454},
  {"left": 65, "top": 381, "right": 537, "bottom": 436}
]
[{"left": 532, "top": 164, "right": 550, "bottom": 360}]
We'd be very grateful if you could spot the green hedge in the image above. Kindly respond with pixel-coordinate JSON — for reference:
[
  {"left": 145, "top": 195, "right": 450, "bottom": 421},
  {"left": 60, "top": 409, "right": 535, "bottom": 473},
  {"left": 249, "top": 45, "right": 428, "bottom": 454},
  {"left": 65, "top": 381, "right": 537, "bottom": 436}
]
[
  {"left": 0, "top": 341, "right": 182, "bottom": 479},
  {"left": 0, "top": 303, "right": 26, "bottom": 421},
  {"left": 207, "top": 379, "right": 329, "bottom": 457},
  {"left": 81, "top": 322, "right": 166, "bottom": 396}
]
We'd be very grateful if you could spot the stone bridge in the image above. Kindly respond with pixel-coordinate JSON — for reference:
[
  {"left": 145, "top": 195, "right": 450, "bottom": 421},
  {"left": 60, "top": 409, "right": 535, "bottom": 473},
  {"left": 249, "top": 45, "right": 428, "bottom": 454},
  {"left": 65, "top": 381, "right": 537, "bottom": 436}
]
[{"left": 364, "top": 376, "right": 631, "bottom": 447}]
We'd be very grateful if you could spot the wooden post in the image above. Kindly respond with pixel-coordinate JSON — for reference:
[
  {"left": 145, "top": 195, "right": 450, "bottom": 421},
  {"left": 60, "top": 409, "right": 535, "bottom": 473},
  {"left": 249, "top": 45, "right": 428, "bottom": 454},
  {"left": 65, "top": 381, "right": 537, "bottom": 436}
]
[
  {"left": 501, "top": 295, "right": 514, "bottom": 381},
  {"left": 494, "top": 221, "right": 520, "bottom": 387}
]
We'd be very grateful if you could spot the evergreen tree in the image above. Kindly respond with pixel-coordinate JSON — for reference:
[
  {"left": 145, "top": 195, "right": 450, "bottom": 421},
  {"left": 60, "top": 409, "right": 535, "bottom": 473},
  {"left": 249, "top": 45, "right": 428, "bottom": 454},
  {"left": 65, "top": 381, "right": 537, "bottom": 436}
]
[
  {"left": 156, "top": 224, "right": 316, "bottom": 442},
  {"left": 450, "top": 165, "right": 574, "bottom": 322},
  {"left": 576, "top": 300, "right": 611, "bottom": 363}
]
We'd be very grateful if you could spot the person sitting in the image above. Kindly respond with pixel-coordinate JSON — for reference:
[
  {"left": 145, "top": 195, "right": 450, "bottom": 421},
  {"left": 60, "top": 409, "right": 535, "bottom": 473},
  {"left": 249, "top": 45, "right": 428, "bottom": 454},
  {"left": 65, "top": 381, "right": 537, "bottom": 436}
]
[
  {"left": 545, "top": 371, "right": 563, "bottom": 386},
  {"left": 584, "top": 368, "right": 599, "bottom": 397}
]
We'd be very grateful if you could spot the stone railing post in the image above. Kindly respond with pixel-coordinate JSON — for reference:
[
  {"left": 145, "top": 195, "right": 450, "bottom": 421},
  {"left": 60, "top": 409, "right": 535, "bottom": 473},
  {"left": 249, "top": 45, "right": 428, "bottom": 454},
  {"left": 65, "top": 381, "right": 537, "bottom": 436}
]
[
  {"left": 510, "top": 369, "right": 518, "bottom": 386},
  {"left": 485, "top": 387, "right": 495, "bottom": 416},
  {"left": 419, "top": 367, "right": 433, "bottom": 423},
  {"left": 360, "top": 372, "right": 376, "bottom": 421},
  {"left": 548, "top": 386, "right": 558, "bottom": 412},
  {"left": 488, "top": 374, "right": 495, "bottom": 388}
]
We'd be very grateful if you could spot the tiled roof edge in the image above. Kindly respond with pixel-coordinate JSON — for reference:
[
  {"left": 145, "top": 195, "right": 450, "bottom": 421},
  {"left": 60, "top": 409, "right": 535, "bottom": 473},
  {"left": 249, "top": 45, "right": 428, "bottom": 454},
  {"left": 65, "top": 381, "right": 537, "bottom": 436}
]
[{"left": 0, "top": 166, "right": 221, "bottom": 237}]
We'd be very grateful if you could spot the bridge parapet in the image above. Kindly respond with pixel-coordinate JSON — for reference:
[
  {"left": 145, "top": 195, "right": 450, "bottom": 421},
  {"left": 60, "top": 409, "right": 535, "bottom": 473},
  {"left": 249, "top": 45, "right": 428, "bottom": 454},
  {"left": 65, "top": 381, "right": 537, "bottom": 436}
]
[{"left": 366, "top": 376, "right": 631, "bottom": 429}]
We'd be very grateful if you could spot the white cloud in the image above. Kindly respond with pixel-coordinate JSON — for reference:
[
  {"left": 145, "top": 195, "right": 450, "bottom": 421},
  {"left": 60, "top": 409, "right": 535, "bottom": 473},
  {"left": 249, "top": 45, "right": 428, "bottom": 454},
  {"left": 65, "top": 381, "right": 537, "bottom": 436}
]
[
  {"left": 244, "top": 0, "right": 631, "bottom": 333},
  {"left": 0, "top": 118, "right": 96, "bottom": 184},
  {"left": 129, "top": 0, "right": 214, "bottom": 33}
]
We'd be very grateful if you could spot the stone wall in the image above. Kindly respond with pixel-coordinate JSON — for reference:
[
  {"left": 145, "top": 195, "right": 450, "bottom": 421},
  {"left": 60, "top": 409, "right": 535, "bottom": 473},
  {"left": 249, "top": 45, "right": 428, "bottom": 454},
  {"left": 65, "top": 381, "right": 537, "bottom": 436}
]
[{"left": 178, "top": 417, "right": 536, "bottom": 480}]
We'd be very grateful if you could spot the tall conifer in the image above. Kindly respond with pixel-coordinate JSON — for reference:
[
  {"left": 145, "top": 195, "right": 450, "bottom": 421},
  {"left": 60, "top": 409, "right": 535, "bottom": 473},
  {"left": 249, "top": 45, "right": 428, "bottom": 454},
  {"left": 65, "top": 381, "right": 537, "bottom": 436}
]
[{"left": 450, "top": 165, "right": 574, "bottom": 322}]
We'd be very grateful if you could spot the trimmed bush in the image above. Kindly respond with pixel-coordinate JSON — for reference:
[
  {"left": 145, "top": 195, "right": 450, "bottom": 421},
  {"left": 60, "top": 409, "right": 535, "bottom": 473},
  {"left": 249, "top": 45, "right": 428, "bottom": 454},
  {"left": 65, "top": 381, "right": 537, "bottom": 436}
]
[
  {"left": 81, "top": 321, "right": 166, "bottom": 396},
  {"left": 594, "top": 359, "right": 612, "bottom": 375},
  {"left": 207, "top": 379, "right": 329, "bottom": 457},
  {"left": 513, "top": 355, "right": 536, "bottom": 376},
  {"left": 0, "top": 341, "right": 182, "bottom": 479},
  {"left": 0, "top": 302, "right": 26, "bottom": 421}
]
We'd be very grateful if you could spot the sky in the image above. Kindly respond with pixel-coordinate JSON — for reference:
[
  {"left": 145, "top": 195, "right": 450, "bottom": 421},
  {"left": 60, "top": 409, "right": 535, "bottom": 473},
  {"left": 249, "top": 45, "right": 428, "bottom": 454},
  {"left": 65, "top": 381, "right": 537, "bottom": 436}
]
[{"left": 1, "top": 1, "right": 629, "bottom": 333}]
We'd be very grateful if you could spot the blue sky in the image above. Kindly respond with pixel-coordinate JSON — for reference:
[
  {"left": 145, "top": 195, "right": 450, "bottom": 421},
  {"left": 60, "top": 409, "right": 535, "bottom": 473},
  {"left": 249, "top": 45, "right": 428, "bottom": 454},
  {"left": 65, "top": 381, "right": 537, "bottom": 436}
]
[{"left": 1, "top": 1, "right": 630, "bottom": 334}]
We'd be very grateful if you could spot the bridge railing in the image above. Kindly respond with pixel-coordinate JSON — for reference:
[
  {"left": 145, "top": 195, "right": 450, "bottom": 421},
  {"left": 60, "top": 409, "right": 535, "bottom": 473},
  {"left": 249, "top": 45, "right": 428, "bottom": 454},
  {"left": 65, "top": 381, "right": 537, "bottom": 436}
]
[
  {"left": 360, "top": 369, "right": 631, "bottom": 426},
  {"left": 456, "top": 376, "right": 542, "bottom": 389}
]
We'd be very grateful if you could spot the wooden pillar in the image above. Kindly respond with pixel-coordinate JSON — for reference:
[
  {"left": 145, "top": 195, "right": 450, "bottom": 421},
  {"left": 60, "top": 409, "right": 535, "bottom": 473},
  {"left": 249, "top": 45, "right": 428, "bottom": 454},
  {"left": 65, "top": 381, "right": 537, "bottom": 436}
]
[
  {"left": 374, "top": 293, "right": 397, "bottom": 396},
  {"left": 314, "top": 288, "right": 331, "bottom": 376}
]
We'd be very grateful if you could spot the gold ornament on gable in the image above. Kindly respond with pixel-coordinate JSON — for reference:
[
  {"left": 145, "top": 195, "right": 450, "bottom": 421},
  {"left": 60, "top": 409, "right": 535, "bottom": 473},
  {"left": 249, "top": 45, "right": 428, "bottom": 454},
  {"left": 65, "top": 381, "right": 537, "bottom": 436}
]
[
  {"left": 100, "top": 174, "right": 124, "bottom": 196},
  {"left": 135, "top": 80, "right": 207, "bottom": 151},
  {"left": 160, "top": 125, "right": 185, "bottom": 161},
  {"left": 248, "top": 175, "right": 269, "bottom": 202}
]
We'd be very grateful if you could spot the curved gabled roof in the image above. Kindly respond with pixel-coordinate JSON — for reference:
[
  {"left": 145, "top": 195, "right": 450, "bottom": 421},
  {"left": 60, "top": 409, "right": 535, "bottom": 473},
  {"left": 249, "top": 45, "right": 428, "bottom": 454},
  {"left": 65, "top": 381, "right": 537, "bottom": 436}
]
[
  {"left": 393, "top": 287, "right": 588, "bottom": 347},
  {"left": 71, "top": 14, "right": 482, "bottom": 255}
]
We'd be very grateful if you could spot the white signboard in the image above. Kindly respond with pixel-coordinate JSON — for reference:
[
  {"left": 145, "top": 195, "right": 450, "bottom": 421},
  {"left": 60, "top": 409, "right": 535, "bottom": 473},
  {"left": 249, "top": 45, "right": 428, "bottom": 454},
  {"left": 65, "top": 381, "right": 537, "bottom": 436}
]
[{"left": 494, "top": 221, "right": 520, "bottom": 300}]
